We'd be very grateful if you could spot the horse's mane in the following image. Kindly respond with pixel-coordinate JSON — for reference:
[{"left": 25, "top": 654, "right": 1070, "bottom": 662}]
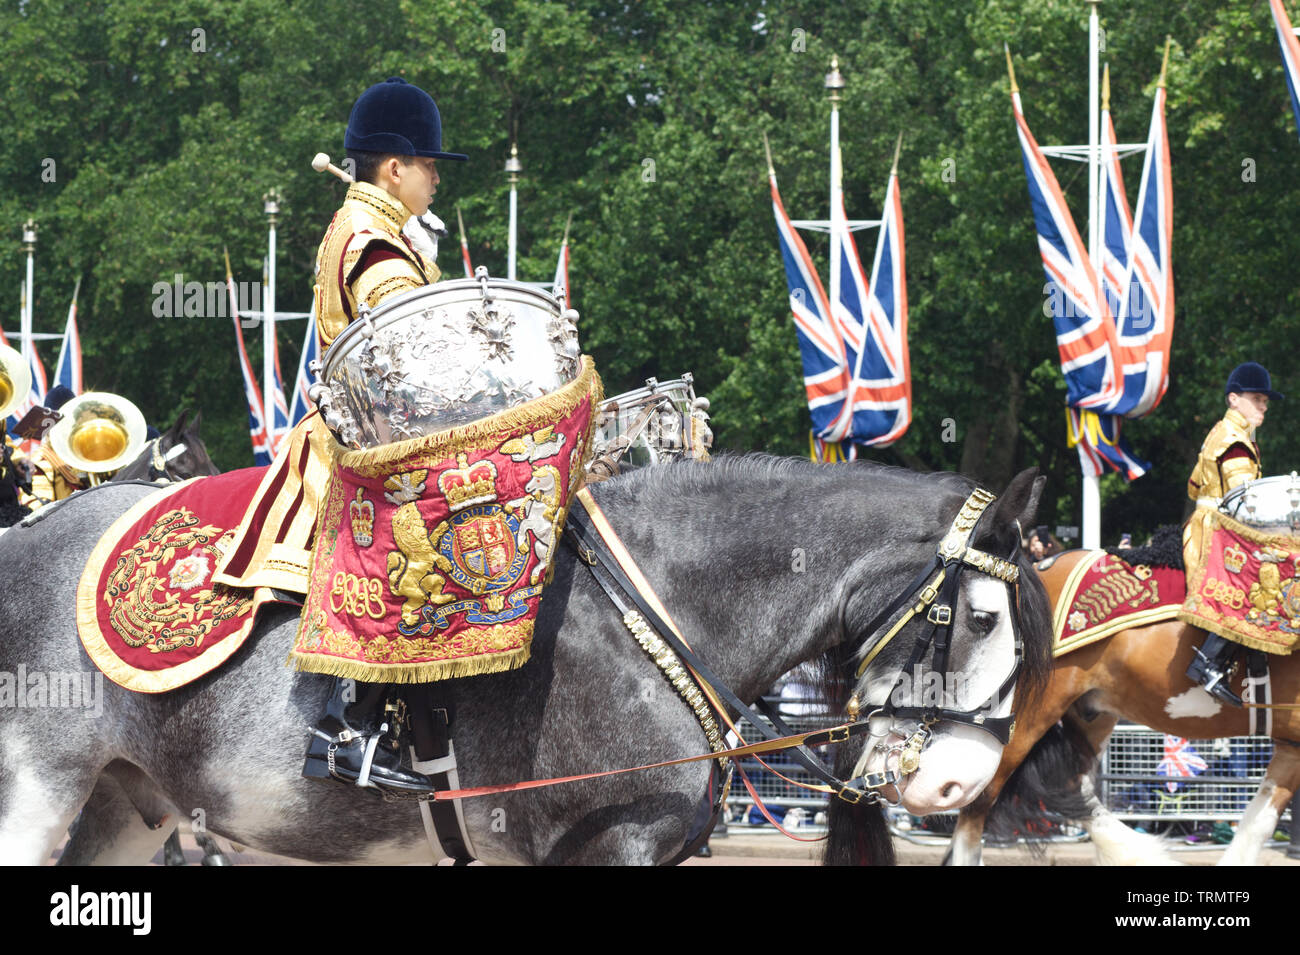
[
  {"left": 1105, "top": 524, "right": 1184, "bottom": 571},
  {"left": 607, "top": 452, "right": 974, "bottom": 503}
]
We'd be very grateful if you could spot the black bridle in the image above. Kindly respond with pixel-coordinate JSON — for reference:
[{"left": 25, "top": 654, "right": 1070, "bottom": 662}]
[
  {"left": 850, "top": 487, "right": 1024, "bottom": 749},
  {"left": 566, "top": 485, "right": 1026, "bottom": 806}
]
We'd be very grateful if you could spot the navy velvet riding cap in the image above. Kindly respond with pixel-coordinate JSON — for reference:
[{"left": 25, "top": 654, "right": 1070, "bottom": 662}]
[
  {"left": 44, "top": 385, "right": 76, "bottom": 411},
  {"left": 345, "top": 77, "right": 468, "bottom": 161},
  {"left": 1225, "top": 362, "right": 1284, "bottom": 401}
]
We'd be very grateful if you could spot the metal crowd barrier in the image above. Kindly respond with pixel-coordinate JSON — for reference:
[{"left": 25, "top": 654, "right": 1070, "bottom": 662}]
[
  {"left": 1100, "top": 722, "right": 1286, "bottom": 824},
  {"left": 720, "top": 697, "right": 1288, "bottom": 838}
]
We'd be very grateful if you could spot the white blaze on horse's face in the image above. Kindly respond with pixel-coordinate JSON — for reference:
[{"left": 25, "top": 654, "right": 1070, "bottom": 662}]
[{"left": 855, "top": 574, "right": 1018, "bottom": 816}]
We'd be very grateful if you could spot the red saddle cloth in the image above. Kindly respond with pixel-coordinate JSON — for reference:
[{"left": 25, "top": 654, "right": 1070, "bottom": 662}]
[
  {"left": 76, "top": 469, "right": 287, "bottom": 692},
  {"left": 1052, "top": 551, "right": 1186, "bottom": 657}
]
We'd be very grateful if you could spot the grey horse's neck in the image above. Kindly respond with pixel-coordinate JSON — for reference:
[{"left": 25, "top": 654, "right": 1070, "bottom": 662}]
[{"left": 588, "top": 457, "right": 971, "bottom": 707}]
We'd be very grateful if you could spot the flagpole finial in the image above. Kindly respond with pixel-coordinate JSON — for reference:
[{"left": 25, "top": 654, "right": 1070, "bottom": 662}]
[
  {"left": 825, "top": 57, "right": 844, "bottom": 104},
  {"left": 22, "top": 219, "right": 37, "bottom": 251},
  {"left": 1159, "top": 36, "right": 1171, "bottom": 89},
  {"left": 505, "top": 142, "right": 522, "bottom": 184},
  {"left": 562, "top": 210, "right": 573, "bottom": 245},
  {"left": 762, "top": 130, "right": 775, "bottom": 177},
  {"left": 891, "top": 132, "right": 903, "bottom": 177},
  {"left": 1004, "top": 44, "right": 1019, "bottom": 95},
  {"left": 1102, "top": 62, "right": 1111, "bottom": 111}
]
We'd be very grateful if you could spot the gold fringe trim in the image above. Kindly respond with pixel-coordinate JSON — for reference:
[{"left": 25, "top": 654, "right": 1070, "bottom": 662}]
[
  {"left": 337, "top": 356, "right": 602, "bottom": 473},
  {"left": 1177, "top": 610, "right": 1298, "bottom": 655},
  {"left": 286, "top": 645, "right": 532, "bottom": 683},
  {"left": 1054, "top": 605, "right": 1183, "bottom": 659}
]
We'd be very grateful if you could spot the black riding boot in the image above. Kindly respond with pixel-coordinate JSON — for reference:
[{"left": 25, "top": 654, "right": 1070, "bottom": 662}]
[
  {"left": 302, "top": 678, "right": 434, "bottom": 795},
  {"left": 1186, "top": 633, "right": 1243, "bottom": 707}
]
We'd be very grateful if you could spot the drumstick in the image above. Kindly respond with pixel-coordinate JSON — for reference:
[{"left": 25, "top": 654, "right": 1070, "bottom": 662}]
[{"left": 311, "top": 152, "right": 355, "bottom": 184}]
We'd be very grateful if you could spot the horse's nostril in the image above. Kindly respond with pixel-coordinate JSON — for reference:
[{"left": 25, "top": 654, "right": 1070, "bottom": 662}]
[{"left": 942, "top": 781, "right": 961, "bottom": 801}]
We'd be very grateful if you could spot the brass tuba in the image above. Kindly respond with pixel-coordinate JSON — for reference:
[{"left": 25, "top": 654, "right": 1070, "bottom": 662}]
[
  {"left": 0, "top": 342, "right": 33, "bottom": 422},
  {"left": 48, "top": 391, "right": 147, "bottom": 484}
]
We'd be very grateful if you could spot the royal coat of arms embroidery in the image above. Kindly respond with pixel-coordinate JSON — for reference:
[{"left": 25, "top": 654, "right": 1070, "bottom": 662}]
[{"left": 292, "top": 358, "right": 601, "bottom": 682}]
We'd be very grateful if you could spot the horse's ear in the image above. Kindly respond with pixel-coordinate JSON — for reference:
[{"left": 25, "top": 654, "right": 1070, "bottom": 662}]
[
  {"left": 173, "top": 409, "right": 189, "bottom": 435},
  {"left": 991, "top": 467, "right": 1044, "bottom": 537},
  {"left": 190, "top": 409, "right": 202, "bottom": 434}
]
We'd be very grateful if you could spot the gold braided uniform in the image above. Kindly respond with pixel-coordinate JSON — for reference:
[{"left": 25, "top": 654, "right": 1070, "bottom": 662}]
[
  {"left": 314, "top": 182, "right": 439, "bottom": 348},
  {"left": 215, "top": 182, "right": 439, "bottom": 592},
  {"left": 22, "top": 442, "right": 88, "bottom": 509},
  {"left": 1182, "top": 407, "right": 1261, "bottom": 598}
]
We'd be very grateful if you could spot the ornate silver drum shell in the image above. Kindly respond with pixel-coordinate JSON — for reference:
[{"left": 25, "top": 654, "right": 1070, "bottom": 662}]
[
  {"left": 315, "top": 273, "right": 581, "bottom": 449},
  {"left": 590, "top": 374, "right": 712, "bottom": 470},
  {"left": 1219, "top": 473, "right": 1300, "bottom": 533}
]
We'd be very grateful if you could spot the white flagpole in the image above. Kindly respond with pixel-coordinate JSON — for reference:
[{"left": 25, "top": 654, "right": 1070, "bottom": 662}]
[
  {"left": 263, "top": 191, "right": 281, "bottom": 449},
  {"left": 21, "top": 219, "right": 36, "bottom": 365},
  {"left": 506, "top": 143, "right": 521, "bottom": 281},
  {"left": 1081, "top": 0, "right": 1103, "bottom": 549},
  {"left": 827, "top": 58, "right": 844, "bottom": 338}
]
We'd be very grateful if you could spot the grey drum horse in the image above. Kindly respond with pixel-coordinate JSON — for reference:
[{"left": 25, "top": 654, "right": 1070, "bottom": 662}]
[{"left": 0, "top": 458, "right": 1051, "bottom": 865}]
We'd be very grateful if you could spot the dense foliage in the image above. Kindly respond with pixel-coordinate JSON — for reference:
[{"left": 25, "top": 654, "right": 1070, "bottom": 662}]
[{"left": 2, "top": 0, "right": 1298, "bottom": 543}]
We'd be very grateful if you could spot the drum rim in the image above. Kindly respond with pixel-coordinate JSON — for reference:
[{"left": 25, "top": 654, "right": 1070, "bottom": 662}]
[
  {"left": 601, "top": 379, "right": 693, "bottom": 404},
  {"left": 1220, "top": 474, "right": 1300, "bottom": 520},
  {"left": 322, "top": 277, "right": 565, "bottom": 378}
]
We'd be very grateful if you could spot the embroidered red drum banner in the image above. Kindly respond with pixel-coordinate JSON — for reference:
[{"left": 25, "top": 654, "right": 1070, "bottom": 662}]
[
  {"left": 1180, "top": 510, "right": 1300, "bottom": 655},
  {"left": 291, "top": 358, "right": 602, "bottom": 682}
]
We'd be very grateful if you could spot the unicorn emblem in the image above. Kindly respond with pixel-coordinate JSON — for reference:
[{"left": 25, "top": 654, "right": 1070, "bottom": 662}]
[{"left": 507, "top": 464, "right": 564, "bottom": 586}]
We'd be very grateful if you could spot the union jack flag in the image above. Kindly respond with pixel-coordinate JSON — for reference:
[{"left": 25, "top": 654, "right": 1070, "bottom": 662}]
[
  {"left": 1067, "top": 408, "right": 1149, "bottom": 481},
  {"left": 225, "top": 248, "right": 272, "bottom": 465},
  {"left": 1156, "top": 735, "right": 1207, "bottom": 793},
  {"left": 52, "top": 277, "right": 83, "bottom": 395},
  {"left": 289, "top": 309, "right": 318, "bottom": 427},
  {"left": 768, "top": 161, "right": 852, "bottom": 443},
  {"left": 1010, "top": 77, "right": 1123, "bottom": 412},
  {"left": 1111, "top": 73, "right": 1174, "bottom": 420},
  {"left": 845, "top": 165, "right": 910, "bottom": 447},
  {"left": 456, "top": 207, "right": 474, "bottom": 279},
  {"left": 269, "top": 332, "right": 291, "bottom": 454},
  {"left": 1271, "top": 0, "right": 1300, "bottom": 140},
  {"left": 10, "top": 282, "right": 47, "bottom": 425},
  {"left": 1099, "top": 92, "right": 1133, "bottom": 321},
  {"left": 552, "top": 216, "right": 571, "bottom": 310}
]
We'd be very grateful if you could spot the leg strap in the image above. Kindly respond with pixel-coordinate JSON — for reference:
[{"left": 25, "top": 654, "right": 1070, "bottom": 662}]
[{"left": 408, "top": 689, "right": 477, "bottom": 864}]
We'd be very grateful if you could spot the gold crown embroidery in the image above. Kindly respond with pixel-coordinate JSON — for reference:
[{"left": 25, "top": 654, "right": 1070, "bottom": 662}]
[
  {"left": 349, "top": 488, "right": 375, "bottom": 547},
  {"left": 439, "top": 454, "right": 498, "bottom": 512}
]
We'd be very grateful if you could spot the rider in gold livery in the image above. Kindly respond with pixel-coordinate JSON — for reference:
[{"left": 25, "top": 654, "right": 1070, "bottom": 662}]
[
  {"left": 1183, "top": 362, "right": 1281, "bottom": 705},
  {"left": 300, "top": 78, "right": 467, "bottom": 795},
  {"left": 22, "top": 386, "right": 88, "bottom": 508}
]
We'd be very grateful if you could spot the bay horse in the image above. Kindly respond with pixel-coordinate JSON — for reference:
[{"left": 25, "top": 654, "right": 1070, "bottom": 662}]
[
  {"left": 947, "top": 541, "right": 1300, "bottom": 866},
  {"left": 0, "top": 458, "right": 1051, "bottom": 865}
]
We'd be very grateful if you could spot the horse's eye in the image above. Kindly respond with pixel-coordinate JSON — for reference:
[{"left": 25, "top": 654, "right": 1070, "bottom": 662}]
[{"left": 972, "top": 610, "right": 997, "bottom": 634}]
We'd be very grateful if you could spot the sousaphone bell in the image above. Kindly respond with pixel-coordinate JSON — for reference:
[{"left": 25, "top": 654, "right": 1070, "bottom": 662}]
[
  {"left": 48, "top": 391, "right": 147, "bottom": 484},
  {"left": 0, "top": 342, "right": 32, "bottom": 422}
]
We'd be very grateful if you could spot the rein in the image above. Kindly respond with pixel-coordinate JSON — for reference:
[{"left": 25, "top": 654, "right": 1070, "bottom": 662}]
[{"left": 425, "top": 484, "right": 1027, "bottom": 812}]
